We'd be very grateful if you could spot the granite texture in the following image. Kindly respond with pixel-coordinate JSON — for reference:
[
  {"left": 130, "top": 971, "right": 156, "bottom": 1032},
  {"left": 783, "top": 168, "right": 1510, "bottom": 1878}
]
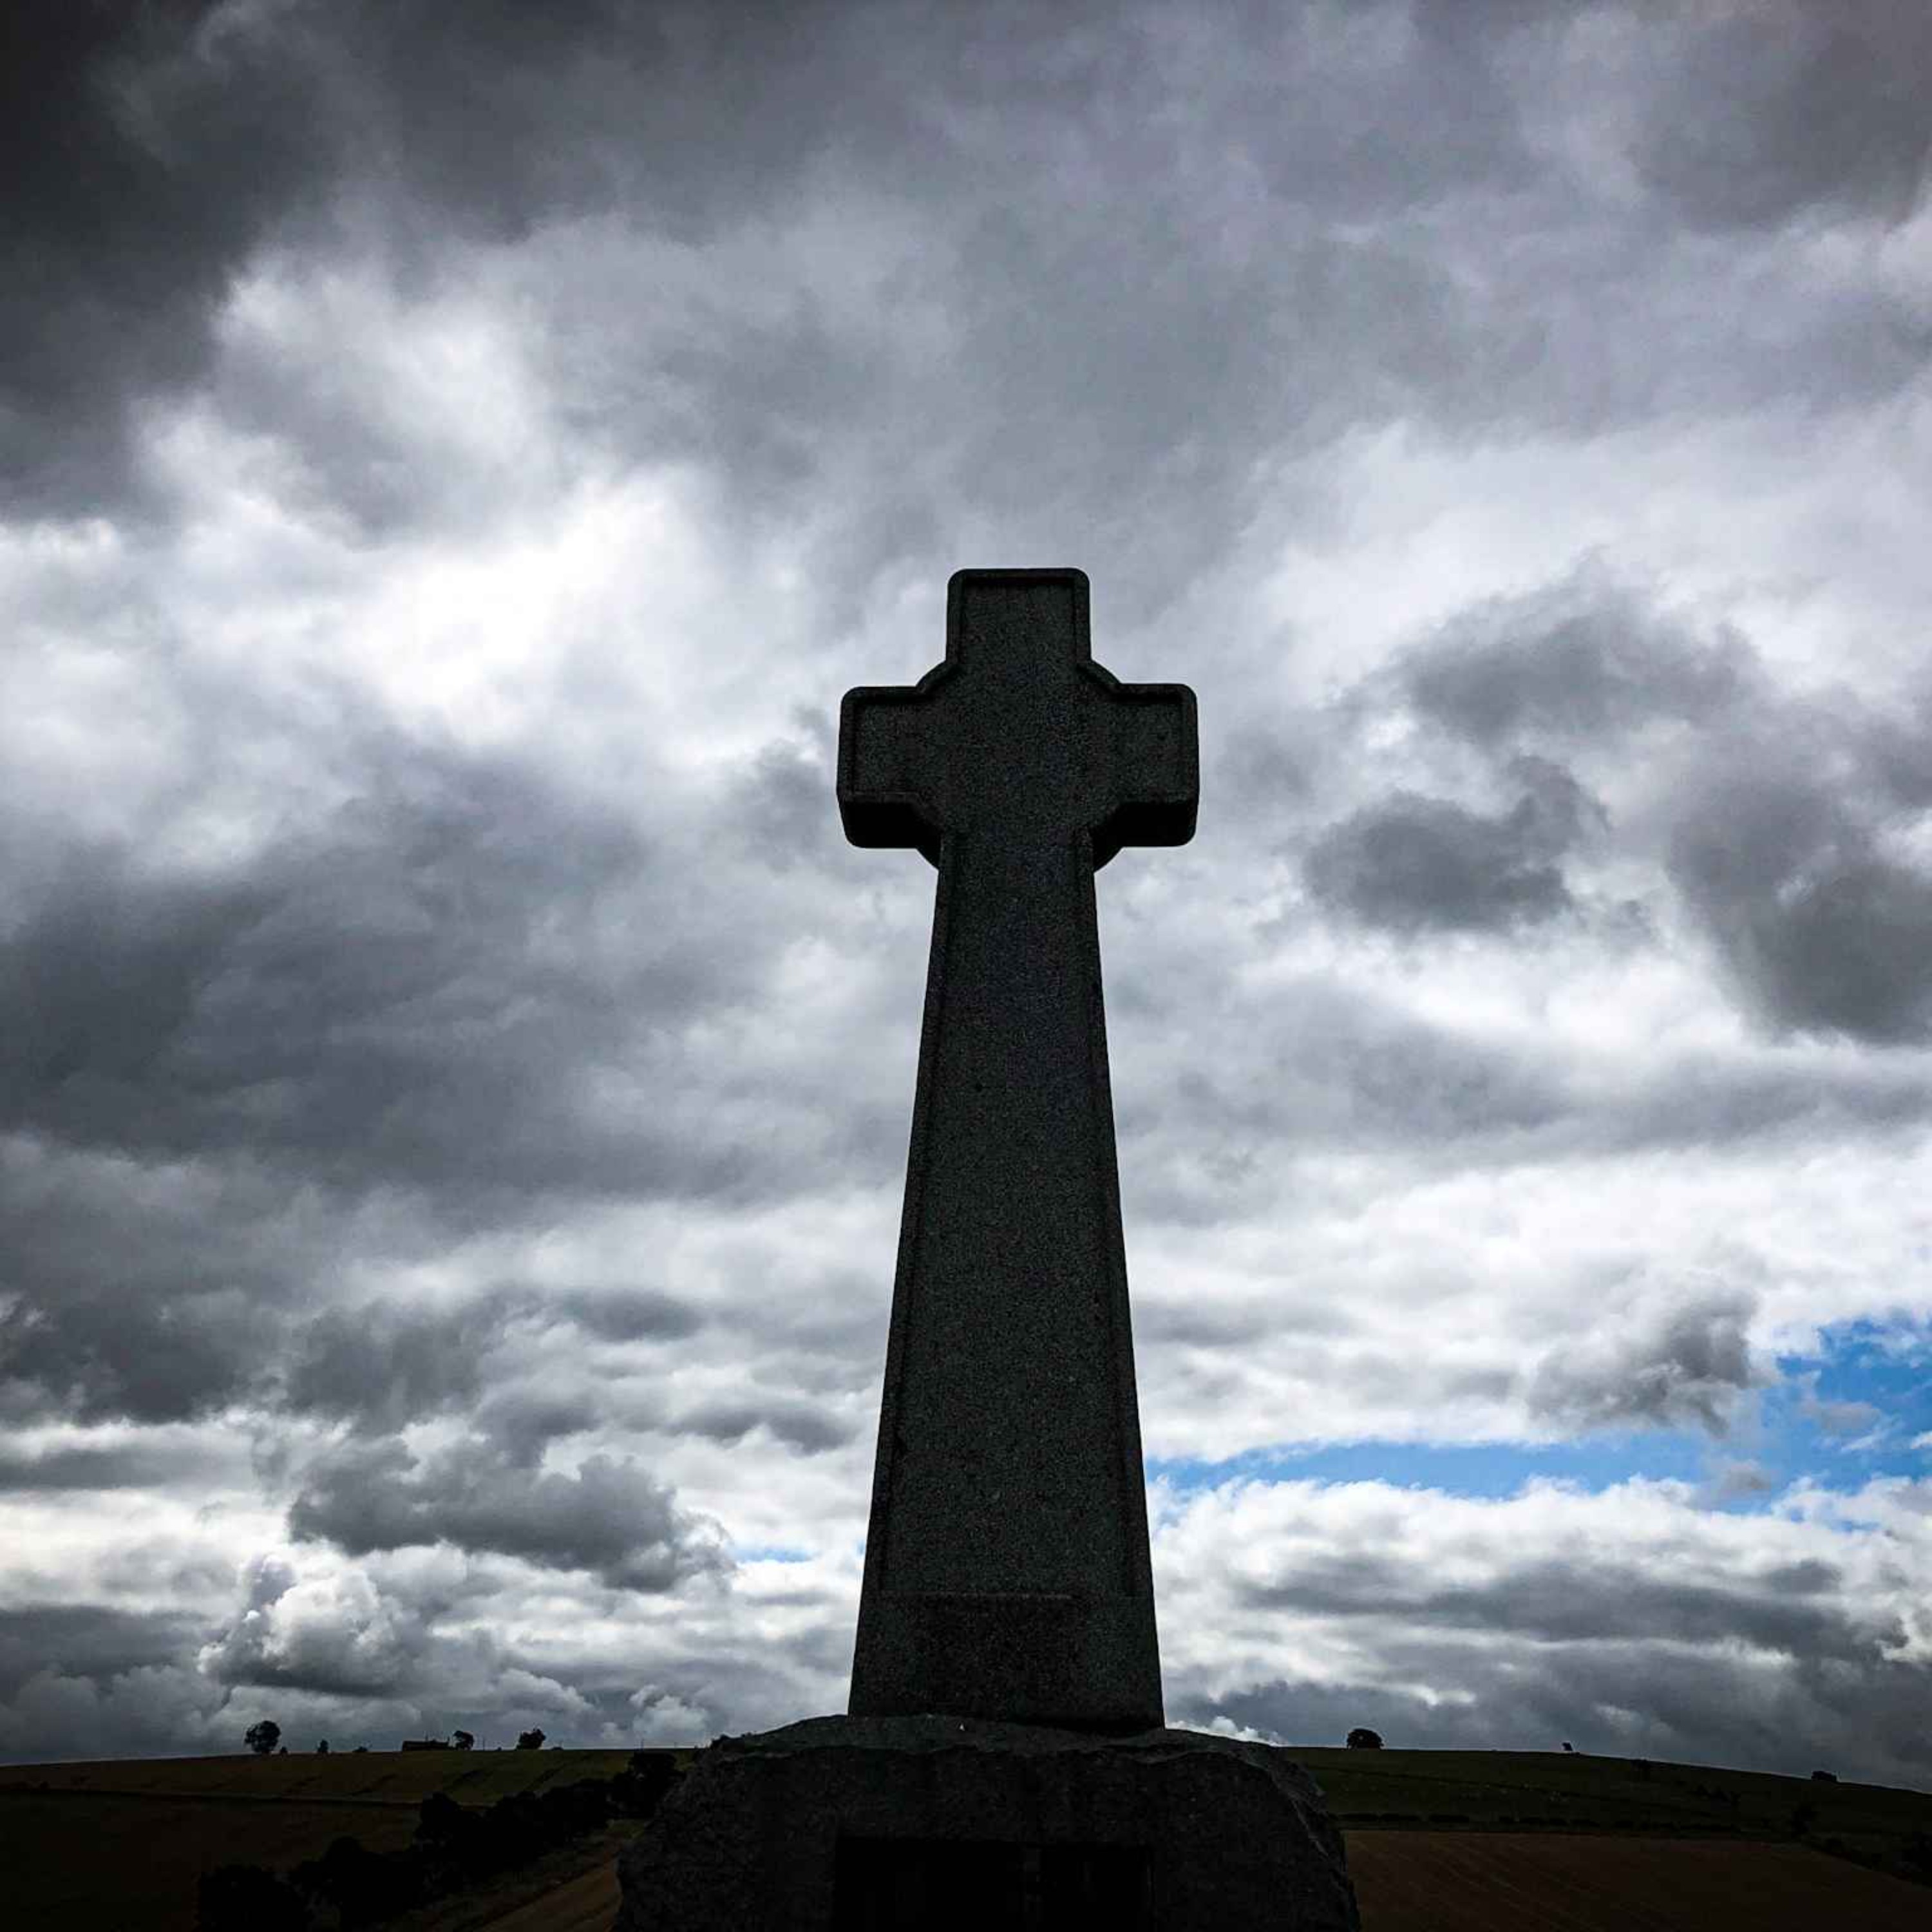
[
  {"left": 836, "top": 569, "right": 1196, "bottom": 1732},
  {"left": 613, "top": 1714, "right": 1363, "bottom": 1930}
]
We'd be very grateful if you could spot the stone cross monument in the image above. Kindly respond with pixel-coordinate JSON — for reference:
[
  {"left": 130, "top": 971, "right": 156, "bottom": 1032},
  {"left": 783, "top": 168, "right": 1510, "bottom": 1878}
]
[
  {"left": 617, "top": 570, "right": 1359, "bottom": 1929},
  {"left": 838, "top": 566, "right": 1193, "bottom": 1733}
]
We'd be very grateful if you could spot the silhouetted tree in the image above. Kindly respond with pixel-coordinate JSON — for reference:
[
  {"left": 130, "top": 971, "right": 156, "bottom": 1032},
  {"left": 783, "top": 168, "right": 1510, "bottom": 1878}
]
[
  {"left": 245, "top": 1719, "right": 281, "bottom": 1756},
  {"left": 293, "top": 1833, "right": 422, "bottom": 1929},
  {"left": 516, "top": 1727, "right": 546, "bottom": 1750},
  {"left": 1810, "top": 1769, "right": 1837, "bottom": 1782},
  {"left": 352, "top": 1745, "right": 368, "bottom": 1753},
  {"left": 278, "top": 1745, "right": 288, "bottom": 1755},
  {"left": 618, "top": 1750, "right": 680, "bottom": 1818},
  {"left": 316, "top": 1739, "right": 329, "bottom": 1755},
  {"left": 1345, "top": 1728, "right": 1383, "bottom": 1750},
  {"left": 1561, "top": 1741, "right": 1574, "bottom": 1752},
  {"left": 451, "top": 1728, "right": 475, "bottom": 1750},
  {"left": 196, "top": 1861, "right": 312, "bottom": 1931}
]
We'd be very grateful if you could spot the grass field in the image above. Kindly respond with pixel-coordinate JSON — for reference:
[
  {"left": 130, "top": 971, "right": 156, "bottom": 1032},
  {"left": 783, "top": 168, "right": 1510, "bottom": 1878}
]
[
  {"left": 3, "top": 1742, "right": 1926, "bottom": 1929},
  {"left": 0, "top": 1746, "right": 687, "bottom": 1932}
]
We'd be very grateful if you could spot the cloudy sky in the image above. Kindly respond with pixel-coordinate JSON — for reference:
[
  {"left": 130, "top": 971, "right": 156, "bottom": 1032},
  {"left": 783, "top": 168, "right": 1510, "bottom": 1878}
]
[{"left": 4, "top": 0, "right": 1930, "bottom": 1785}]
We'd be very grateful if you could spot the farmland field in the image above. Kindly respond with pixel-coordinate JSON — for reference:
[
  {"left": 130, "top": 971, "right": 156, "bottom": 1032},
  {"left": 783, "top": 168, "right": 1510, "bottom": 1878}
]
[
  {"left": 1343, "top": 1831, "right": 1931, "bottom": 1931},
  {"left": 0, "top": 1747, "right": 682, "bottom": 1932},
  {"left": 402, "top": 1823, "right": 1932, "bottom": 1932}
]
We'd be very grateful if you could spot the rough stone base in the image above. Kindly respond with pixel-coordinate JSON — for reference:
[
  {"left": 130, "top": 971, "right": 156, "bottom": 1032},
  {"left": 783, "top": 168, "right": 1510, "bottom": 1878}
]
[{"left": 614, "top": 1712, "right": 1361, "bottom": 1929}]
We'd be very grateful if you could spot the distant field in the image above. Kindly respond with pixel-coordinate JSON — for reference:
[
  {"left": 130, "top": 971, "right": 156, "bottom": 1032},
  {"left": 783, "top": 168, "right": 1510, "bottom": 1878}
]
[
  {"left": 1290, "top": 1743, "right": 1932, "bottom": 1886},
  {"left": 0, "top": 1747, "right": 686, "bottom": 1932},
  {"left": 1343, "top": 1830, "right": 1932, "bottom": 1931},
  {"left": 3, "top": 1743, "right": 1926, "bottom": 1931},
  {"left": 0, "top": 1743, "right": 656, "bottom": 1808}
]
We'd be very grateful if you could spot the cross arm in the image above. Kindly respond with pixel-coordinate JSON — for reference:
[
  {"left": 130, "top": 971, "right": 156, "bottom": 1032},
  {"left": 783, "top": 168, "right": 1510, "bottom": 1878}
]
[
  {"left": 837, "top": 665, "right": 954, "bottom": 866},
  {"left": 1081, "top": 667, "right": 1198, "bottom": 870}
]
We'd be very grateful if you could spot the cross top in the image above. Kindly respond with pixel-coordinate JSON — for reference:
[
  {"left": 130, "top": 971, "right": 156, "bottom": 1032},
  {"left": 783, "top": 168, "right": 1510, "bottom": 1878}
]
[{"left": 838, "top": 569, "right": 1197, "bottom": 869}]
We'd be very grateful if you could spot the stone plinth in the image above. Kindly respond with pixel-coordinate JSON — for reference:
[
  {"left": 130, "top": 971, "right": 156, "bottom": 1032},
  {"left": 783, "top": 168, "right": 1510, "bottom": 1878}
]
[{"left": 614, "top": 1712, "right": 1361, "bottom": 1930}]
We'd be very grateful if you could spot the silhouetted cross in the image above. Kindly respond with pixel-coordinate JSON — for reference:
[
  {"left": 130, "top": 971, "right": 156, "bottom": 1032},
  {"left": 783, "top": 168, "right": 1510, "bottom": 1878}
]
[{"left": 837, "top": 568, "right": 1196, "bottom": 1733}]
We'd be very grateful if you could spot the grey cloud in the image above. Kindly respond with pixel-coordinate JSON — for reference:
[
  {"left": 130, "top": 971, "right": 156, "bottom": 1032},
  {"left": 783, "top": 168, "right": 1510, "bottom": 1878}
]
[
  {"left": 1593, "top": 1051, "right": 1932, "bottom": 1155},
  {"left": 0, "top": 1604, "right": 208, "bottom": 1705},
  {"left": 551, "top": 1289, "right": 704, "bottom": 1345},
  {"left": 1633, "top": 11, "right": 1932, "bottom": 233},
  {"left": 280, "top": 1294, "right": 521, "bottom": 1434},
  {"left": 0, "top": 1173, "right": 285, "bottom": 1430},
  {"left": 0, "top": 732, "right": 775, "bottom": 1202},
  {"left": 1251, "top": 983, "right": 1571, "bottom": 1144},
  {"left": 471, "top": 1392, "right": 602, "bottom": 1470},
  {"left": 0, "top": 0, "right": 326, "bottom": 518},
  {"left": 1134, "top": 1300, "right": 1277, "bottom": 1350},
  {"left": 1241, "top": 1548, "right": 1878, "bottom": 1662},
  {"left": 1206, "top": 717, "right": 1321, "bottom": 837},
  {"left": 0, "top": 1435, "right": 230, "bottom": 1494},
  {"left": 1667, "top": 763, "right": 1932, "bottom": 1046},
  {"left": 672, "top": 1396, "right": 855, "bottom": 1456},
  {"left": 1209, "top": 1530, "right": 1932, "bottom": 1787},
  {"left": 1200, "top": 1631, "right": 1931, "bottom": 1786},
  {"left": 0, "top": 1139, "right": 450, "bottom": 1429},
  {"left": 1303, "top": 758, "right": 1604, "bottom": 935},
  {"left": 1121, "top": 977, "right": 1571, "bottom": 1208},
  {"left": 1527, "top": 1288, "right": 1766, "bottom": 1436},
  {"left": 287, "top": 1434, "right": 730, "bottom": 1590},
  {"left": 726, "top": 732, "right": 842, "bottom": 876},
  {"left": 1795, "top": 1381, "right": 1884, "bottom": 1438},
  {"left": 1398, "top": 569, "right": 1756, "bottom": 748},
  {"left": 14, "top": 0, "right": 1932, "bottom": 546},
  {"left": 1706, "top": 1459, "right": 1779, "bottom": 1502},
  {"left": 0, "top": 0, "right": 847, "bottom": 521},
  {"left": 0, "top": 700, "right": 868, "bottom": 1434}
]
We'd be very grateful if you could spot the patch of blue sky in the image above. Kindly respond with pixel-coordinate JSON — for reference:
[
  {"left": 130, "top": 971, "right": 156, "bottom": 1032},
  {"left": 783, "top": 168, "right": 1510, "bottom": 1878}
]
[
  {"left": 1146, "top": 1434, "right": 1709, "bottom": 1502},
  {"left": 730, "top": 1543, "right": 814, "bottom": 1563},
  {"left": 1766, "top": 1318, "right": 1932, "bottom": 1483},
  {"left": 1146, "top": 1319, "right": 1930, "bottom": 1509}
]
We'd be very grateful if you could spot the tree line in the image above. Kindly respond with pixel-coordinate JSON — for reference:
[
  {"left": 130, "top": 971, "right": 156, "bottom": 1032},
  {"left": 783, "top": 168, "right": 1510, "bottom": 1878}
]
[{"left": 197, "top": 1747, "right": 679, "bottom": 1929}]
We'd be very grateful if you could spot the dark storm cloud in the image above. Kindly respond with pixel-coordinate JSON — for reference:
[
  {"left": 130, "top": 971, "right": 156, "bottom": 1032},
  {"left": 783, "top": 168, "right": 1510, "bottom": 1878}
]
[
  {"left": 1527, "top": 1288, "right": 1765, "bottom": 1435},
  {"left": 17, "top": 0, "right": 1929, "bottom": 564},
  {"left": 1633, "top": 8, "right": 1932, "bottom": 234},
  {"left": 0, "top": 1145, "right": 302, "bottom": 1427},
  {"left": 1397, "top": 569, "right": 1757, "bottom": 748},
  {"left": 1, "top": 0, "right": 323, "bottom": 518},
  {"left": 1336, "top": 564, "right": 1932, "bottom": 1050},
  {"left": 287, "top": 1433, "right": 729, "bottom": 1590},
  {"left": 0, "top": 1604, "right": 207, "bottom": 1703},
  {"left": 0, "top": 705, "right": 831, "bottom": 1430},
  {"left": 1667, "top": 748, "right": 1932, "bottom": 1046},
  {"left": 0, "top": 734, "right": 755, "bottom": 1198},
  {"left": 1303, "top": 757, "right": 1605, "bottom": 935},
  {"left": 1, "top": 0, "right": 849, "bottom": 520}
]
